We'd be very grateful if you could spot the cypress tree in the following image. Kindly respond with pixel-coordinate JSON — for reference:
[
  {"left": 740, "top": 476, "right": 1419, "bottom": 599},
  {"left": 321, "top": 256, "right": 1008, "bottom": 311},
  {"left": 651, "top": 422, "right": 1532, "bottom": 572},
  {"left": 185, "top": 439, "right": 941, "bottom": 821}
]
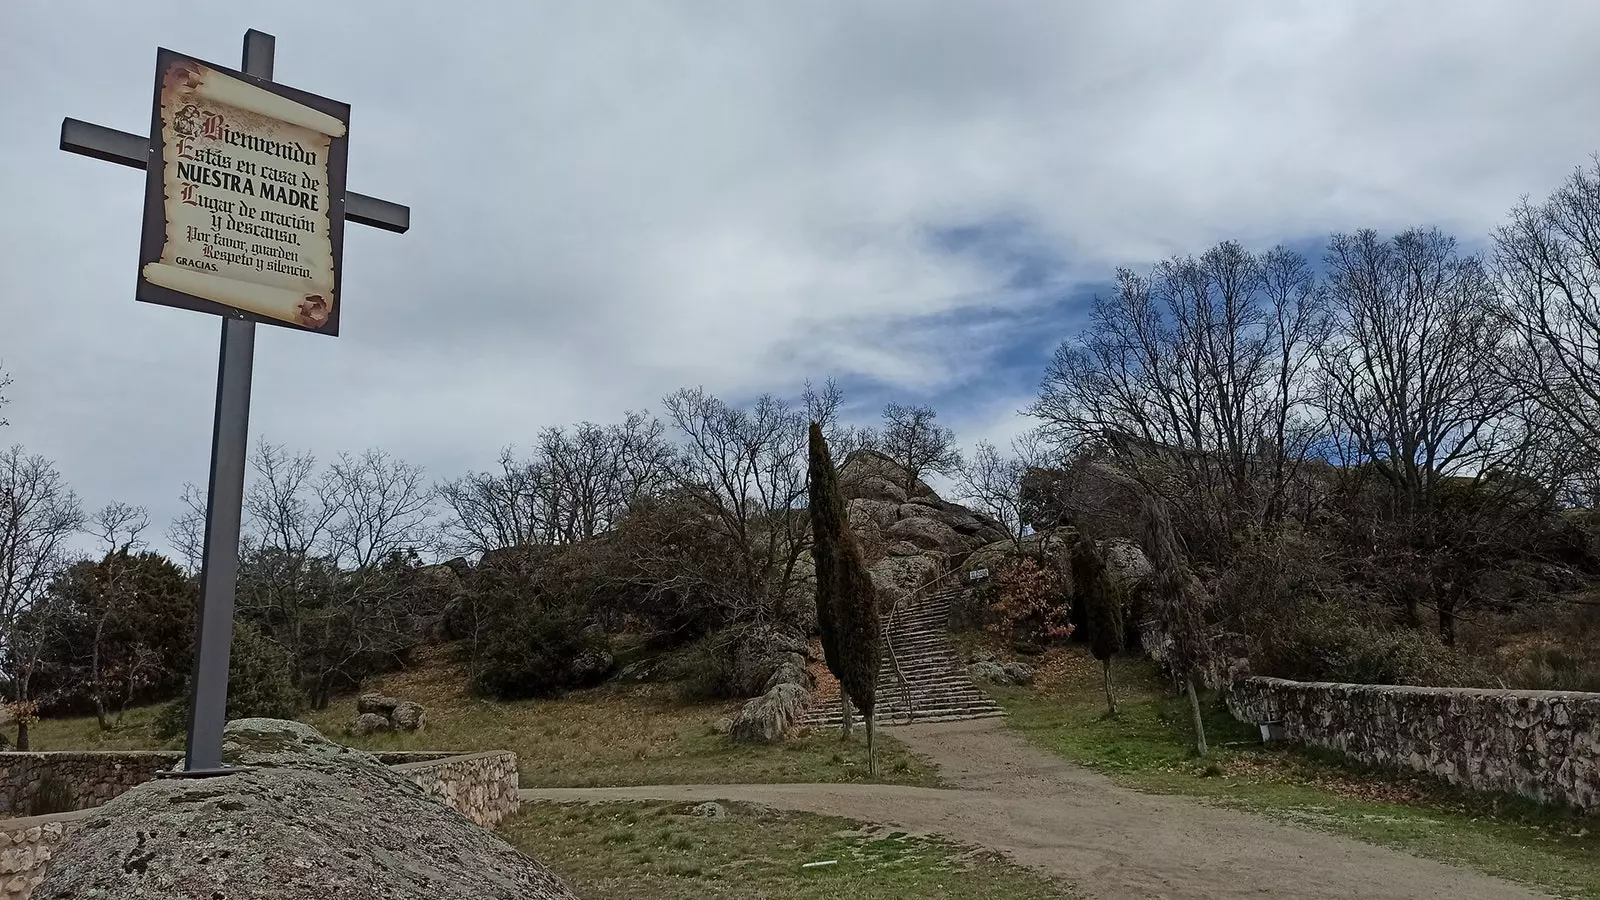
[
  {"left": 1140, "top": 496, "right": 1210, "bottom": 757},
  {"left": 1071, "top": 534, "right": 1123, "bottom": 716},
  {"left": 808, "top": 423, "right": 882, "bottom": 772}
]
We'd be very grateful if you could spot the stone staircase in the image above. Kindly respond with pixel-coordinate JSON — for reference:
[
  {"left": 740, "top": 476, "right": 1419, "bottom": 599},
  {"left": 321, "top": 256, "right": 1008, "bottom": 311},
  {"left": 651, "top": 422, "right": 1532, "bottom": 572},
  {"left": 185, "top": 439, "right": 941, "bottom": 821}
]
[{"left": 800, "top": 586, "right": 1005, "bottom": 728}]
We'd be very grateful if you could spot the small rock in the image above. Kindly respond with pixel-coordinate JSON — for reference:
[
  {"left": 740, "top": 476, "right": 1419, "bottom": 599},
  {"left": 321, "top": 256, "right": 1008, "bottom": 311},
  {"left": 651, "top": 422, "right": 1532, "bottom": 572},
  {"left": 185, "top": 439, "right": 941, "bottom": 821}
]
[
  {"left": 1000, "top": 662, "right": 1036, "bottom": 686},
  {"left": 688, "top": 801, "right": 727, "bottom": 820},
  {"left": 710, "top": 718, "right": 733, "bottom": 736},
  {"left": 970, "top": 649, "right": 996, "bottom": 664},
  {"left": 356, "top": 693, "right": 401, "bottom": 716},
  {"left": 969, "top": 661, "right": 1009, "bottom": 685},
  {"left": 347, "top": 713, "right": 392, "bottom": 737},
  {"left": 390, "top": 701, "right": 426, "bottom": 732}
]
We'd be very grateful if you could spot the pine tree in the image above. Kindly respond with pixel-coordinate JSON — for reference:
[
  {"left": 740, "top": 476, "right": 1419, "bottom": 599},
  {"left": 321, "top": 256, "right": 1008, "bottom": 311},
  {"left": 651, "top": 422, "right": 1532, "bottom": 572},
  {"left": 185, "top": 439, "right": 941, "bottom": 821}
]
[
  {"left": 1140, "top": 496, "right": 1211, "bottom": 757},
  {"left": 808, "top": 423, "right": 882, "bottom": 772},
  {"left": 1072, "top": 535, "right": 1123, "bottom": 716}
]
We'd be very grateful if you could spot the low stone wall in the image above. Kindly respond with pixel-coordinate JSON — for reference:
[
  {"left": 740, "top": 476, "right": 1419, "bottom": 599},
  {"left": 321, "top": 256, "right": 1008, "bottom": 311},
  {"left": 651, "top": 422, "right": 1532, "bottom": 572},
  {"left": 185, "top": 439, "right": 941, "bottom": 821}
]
[
  {"left": 390, "top": 750, "right": 520, "bottom": 829},
  {"left": 0, "top": 752, "right": 183, "bottom": 818},
  {"left": 1228, "top": 676, "right": 1600, "bottom": 814},
  {"left": 0, "top": 810, "right": 93, "bottom": 899}
]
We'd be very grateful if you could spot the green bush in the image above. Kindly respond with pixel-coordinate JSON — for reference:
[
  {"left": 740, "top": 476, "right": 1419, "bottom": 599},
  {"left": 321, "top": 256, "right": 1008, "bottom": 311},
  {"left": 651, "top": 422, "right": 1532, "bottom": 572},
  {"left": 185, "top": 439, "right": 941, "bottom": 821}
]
[
  {"left": 1252, "top": 602, "right": 1476, "bottom": 686},
  {"left": 668, "top": 631, "right": 739, "bottom": 701},
  {"left": 154, "top": 622, "right": 303, "bottom": 739},
  {"left": 469, "top": 597, "right": 593, "bottom": 700}
]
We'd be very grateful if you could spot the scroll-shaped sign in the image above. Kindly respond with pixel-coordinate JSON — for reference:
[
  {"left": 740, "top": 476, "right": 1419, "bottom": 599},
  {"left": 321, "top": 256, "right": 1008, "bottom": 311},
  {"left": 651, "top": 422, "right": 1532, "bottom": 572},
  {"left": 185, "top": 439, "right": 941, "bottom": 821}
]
[
  {"left": 969, "top": 567, "right": 990, "bottom": 581},
  {"left": 138, "top": 49, "right": 350, "bottom": 334}
]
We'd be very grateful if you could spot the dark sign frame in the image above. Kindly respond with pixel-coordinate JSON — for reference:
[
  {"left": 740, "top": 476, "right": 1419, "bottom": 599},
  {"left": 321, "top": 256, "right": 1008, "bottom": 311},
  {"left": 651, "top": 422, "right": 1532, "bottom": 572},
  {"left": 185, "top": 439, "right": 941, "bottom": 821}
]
[{"left": 138, "top": 48, "right": 351, "bottom": 336}]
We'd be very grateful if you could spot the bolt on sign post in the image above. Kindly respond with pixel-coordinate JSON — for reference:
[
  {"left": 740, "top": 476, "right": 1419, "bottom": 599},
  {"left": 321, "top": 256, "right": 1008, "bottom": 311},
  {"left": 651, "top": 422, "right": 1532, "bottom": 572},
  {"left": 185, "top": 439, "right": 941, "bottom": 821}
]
[{"left": 59, "top": 30, "right": 409, "bottom": 775}]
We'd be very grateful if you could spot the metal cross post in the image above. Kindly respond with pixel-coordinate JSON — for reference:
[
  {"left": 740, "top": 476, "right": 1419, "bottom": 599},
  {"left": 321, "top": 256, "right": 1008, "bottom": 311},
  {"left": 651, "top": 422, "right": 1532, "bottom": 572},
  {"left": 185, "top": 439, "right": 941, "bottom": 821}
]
[{"left": 59, "top": 29, "right": 409, "bottom": 774}]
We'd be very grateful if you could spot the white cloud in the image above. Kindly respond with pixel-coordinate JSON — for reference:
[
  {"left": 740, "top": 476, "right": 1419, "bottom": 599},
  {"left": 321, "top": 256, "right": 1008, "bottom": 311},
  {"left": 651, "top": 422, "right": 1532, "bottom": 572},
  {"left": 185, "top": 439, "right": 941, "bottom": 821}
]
[{"left": 6, "top": 0, "right": 1600, "bottom": 552}]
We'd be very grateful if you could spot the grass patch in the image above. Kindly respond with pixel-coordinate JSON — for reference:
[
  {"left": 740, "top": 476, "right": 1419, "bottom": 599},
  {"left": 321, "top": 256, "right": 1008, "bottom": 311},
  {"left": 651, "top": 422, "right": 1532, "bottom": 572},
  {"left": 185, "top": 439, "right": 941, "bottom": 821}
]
[
  {"left": 986, "top": 641, "right": 1600, "bottom": 899},
  {"left": 28, "top": 647, "right": 939, "bottom": 790},
  {"left": 505, "top": 800, "right": 1076, "bottom": 899}
]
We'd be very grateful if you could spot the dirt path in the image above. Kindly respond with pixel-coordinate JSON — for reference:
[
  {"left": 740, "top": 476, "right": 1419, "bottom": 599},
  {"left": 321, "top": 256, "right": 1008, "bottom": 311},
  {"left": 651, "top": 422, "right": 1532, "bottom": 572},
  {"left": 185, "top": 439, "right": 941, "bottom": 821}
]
[{"left": 522, "top": 718, "right": 1547, "bottom": 900}]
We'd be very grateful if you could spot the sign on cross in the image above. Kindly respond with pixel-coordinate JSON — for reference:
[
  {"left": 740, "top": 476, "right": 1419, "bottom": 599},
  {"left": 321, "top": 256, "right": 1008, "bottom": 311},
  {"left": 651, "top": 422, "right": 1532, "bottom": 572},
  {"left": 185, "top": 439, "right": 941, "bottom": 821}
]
[{"left": 59, "top": 29, "right": 409, "bottom": 774}]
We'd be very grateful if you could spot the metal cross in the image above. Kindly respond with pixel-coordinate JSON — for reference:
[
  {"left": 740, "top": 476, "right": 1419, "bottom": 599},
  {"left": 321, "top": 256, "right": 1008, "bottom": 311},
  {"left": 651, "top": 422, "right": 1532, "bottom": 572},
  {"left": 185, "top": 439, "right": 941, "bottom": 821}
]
[{"left": 59, "top": 29, "right": 409, "bottom": 774}]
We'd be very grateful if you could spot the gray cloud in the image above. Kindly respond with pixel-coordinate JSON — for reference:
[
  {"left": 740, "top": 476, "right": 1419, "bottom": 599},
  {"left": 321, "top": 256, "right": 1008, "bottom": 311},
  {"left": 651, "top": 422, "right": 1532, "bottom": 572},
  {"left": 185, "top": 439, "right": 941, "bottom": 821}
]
[{"left": 6, "top": 0, "right": 1600, "bottom": 552}]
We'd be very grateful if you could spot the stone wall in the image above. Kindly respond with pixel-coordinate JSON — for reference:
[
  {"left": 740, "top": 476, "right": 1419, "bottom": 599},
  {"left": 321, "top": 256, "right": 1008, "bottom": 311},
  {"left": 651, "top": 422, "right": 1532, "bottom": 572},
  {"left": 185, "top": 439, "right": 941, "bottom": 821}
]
[
  {"left": 1228, "top": 676, "right": 1600, "bottom": 814},
  {"left": 0, "top": 810, "right": 92, "bottom": 900},
  {"left": 389, "top": 750, "right": 520, "bottom": 829},
  {"left": 0, "top": 752, "right": 183, "bottom": 818}
]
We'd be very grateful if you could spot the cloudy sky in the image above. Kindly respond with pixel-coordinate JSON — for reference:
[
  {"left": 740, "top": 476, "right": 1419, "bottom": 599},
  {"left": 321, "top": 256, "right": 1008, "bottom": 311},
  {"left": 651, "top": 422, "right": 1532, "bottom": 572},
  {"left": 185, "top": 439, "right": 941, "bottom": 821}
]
[{"left": 5, "top": 1, "right": 1600, "bottom": 553}]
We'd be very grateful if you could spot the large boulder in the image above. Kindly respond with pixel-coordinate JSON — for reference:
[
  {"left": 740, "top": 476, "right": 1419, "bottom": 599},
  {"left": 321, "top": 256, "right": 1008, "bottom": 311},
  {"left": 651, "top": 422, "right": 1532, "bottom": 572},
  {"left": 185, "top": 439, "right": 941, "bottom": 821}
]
[
  {"left": 962, "top": 527, "right": 1078, "bottom": 579},
  {"left": 848, "top": 498, "right": 902, "bottom": 534},
  {"left": 36, "top": 719, "right": 577, "bottom": 900},
  {"left": 885, "top": 516, "right": 967, "bottom": 554},
  {"left": 838, "top": 449, "right": 937, "bottom": 500},
  {"left": 968, "top": 660, "right": 1036, "bottom": 686},
  {"left": 1100, "top": 538, "right": 1152, "bottom": 586},
  {"left": 870, "top": 553, "right": 943, "bottom": 609},
  {"left": 568, "top": 648, "right": 616, "bottom": 685},
  {"left": 732, "top": 624, "right": 811, "bottom": 697},
  {"left": 729, "top": 682, "right": 809, "bottom": 744}
]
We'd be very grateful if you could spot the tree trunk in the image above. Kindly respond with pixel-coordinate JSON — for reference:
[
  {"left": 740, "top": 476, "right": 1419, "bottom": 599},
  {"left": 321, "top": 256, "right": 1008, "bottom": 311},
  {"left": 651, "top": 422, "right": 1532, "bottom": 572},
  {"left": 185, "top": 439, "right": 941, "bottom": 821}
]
[
  {"left": 839, "top": 692, "right": 854, "bottom": 740},
  {"left": 1185, "top": 675, "right": 1208, "bottom": 758},
  {"left": 1102, "top": 658, "right": 1117, "bottom": 717},
  {"left": 15, "top": 721, "right": 29, "bottom": 752},
  {"left": 1438, "top": 594, "right": 1457, "bottom": 647},
  {"left": 865, "top": 708, "right": 877, "bottom": 777}
]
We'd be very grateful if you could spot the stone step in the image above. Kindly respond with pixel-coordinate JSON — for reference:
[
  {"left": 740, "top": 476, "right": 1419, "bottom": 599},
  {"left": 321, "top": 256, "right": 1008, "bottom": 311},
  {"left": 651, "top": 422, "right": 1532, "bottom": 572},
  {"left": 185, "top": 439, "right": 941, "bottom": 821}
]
[
  {"left": 806, "top": 704, "right": 1004, "bottom": 723},
  {"left": 804, "top": 693, "right": 1002, "bottom": 718}
]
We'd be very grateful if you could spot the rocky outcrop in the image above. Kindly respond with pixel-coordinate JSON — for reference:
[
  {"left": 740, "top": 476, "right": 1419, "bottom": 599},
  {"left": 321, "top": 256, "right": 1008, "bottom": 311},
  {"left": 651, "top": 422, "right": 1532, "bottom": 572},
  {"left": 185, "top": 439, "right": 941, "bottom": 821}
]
[
  {"left": 730, "top": 683, "right": 809, "bottom": 744},
  {"left": 731, "top": 624, "right": 813, "bottom": 697},
  {"left": 885, "top": 516, "right": 966, "bottom": 553},
  {"left": 839, "top": 450, "right": 1007, "bottom": 562},
  {"left": 347, "top": 693, "right": 427, "bottom": 736},
  {"left": 728, "top": 624, "right": 817, "bottom": 744},
  {"left": 962, "top": 527, "right": 1077, "bottom": 579},
  {"left": 839, "top": 449, "right": 938, "bottom": 501},
  {"left": 34, "top": 719, "right": 576, "bottom": 899},
  {"left": 869, "top": 553, "right": 943, "bottom": 610},
  {"left": 969, "top": 660, "right": 1036, "bottom": 686}
]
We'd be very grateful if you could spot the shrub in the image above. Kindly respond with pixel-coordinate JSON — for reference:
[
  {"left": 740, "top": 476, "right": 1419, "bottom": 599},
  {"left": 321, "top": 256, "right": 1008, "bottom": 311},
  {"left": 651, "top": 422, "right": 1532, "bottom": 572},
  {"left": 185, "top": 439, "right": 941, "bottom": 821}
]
[
  {"left": 154, "top": 622, "right": 303, "bottom": 739},
  {"left": 1251, "top": 601, "right": 1476, "bottom": 687},
  {"left": 468, "top": 594, "right": 593, "bottom": 700},
  {"left": 667, "top": 631, "right": 740, "bottom": 702},
  {"left": 986, "top": 556, "right": 1074, "bottom": 650}
]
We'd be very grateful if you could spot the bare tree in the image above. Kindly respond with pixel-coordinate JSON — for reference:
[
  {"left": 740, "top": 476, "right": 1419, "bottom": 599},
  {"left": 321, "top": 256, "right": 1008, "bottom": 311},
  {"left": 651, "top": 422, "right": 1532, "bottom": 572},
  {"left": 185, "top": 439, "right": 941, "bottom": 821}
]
[
  {"left": 236, "top": 442, "right": 439, "bottom": 707},
  {"left": 1031, "top": 241, "right": 1328, "bottom": 562},
  {"left": 1493, "top": 158, "right": 1600, "bottom": 474},
  {"left": 437, "top": 412, "right": 674, "bottom": 556},
  {"left": 878, "top": 403, "right": 961, "bottom": 494},
  {"left": 83, "top": 502, "right": 150, "bottom": 730},
  {"left": 436, "top": 448, "right": 545, "bottom": 556},
  {"left": 0, "top": 446, "right": 83, "bottom": 747},
  {"left": 953, "top": 430, "right": 1055, "bottom": 548},
  {"left": 1317, "top": 228, "right": 1514, "bottom": 638},
  {"left": 0, "top": 364, "right": 11, "bottom": 428},
  {"left": 661, "top": 386, "right": 810, "bottom": 624},
  {"left": 166, "top": 482, "right": 208, "bottom": 574}
]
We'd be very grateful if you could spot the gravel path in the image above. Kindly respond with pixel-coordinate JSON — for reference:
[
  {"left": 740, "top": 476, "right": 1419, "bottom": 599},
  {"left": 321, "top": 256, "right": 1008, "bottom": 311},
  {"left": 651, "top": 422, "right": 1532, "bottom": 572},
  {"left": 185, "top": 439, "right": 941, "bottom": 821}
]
[{"left": 522, "top": 717, "right": 1547, "bottom": 900}]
